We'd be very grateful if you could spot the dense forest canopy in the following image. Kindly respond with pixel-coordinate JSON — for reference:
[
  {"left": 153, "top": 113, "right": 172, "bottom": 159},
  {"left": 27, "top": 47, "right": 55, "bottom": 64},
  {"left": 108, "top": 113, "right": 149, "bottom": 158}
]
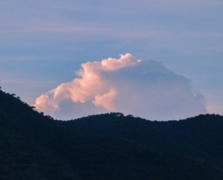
[{"left": 0, "top": 87, "right": 223, "bottom": 180}]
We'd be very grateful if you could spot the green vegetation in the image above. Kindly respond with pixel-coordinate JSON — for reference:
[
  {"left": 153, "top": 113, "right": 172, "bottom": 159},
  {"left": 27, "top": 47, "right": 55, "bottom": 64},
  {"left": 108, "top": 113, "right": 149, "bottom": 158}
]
[{"left": 1, "top": 87, "right": 223, "bottom": 179}]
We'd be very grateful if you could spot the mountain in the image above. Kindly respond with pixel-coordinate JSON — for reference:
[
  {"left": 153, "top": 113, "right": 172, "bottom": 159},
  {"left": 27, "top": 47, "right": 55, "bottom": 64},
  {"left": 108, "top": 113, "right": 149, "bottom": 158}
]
[
  {"left": 60, "top": 113, "right": 223, "bottom": 168},
  {"left": 0, "top": 87, "right": 223, "bottom": 180}
]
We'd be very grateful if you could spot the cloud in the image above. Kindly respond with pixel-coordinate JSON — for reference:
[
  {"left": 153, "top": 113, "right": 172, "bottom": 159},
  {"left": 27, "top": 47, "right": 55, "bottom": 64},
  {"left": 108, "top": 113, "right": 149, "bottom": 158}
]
[
  {"left": 34, "top": 53, "right": 207, "bottom": 120},
  {"left": 34, "top": 94, "right": 58, "bottom": 115},
  {"left": 206, "top": 104, "right": 223, "bottom": 114}
]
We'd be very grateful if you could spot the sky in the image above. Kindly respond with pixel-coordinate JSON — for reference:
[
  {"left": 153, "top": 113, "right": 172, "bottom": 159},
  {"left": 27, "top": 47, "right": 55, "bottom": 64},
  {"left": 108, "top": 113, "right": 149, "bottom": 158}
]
[{"left": 0, "top": 0, "right": 222, "bottom": 120}]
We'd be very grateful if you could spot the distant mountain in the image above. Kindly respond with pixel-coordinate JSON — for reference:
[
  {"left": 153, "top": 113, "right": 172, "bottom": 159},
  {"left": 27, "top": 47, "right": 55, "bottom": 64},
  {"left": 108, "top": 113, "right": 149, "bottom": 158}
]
[{"left": 0, "top": 87, "right": 223, "bottom": 180}]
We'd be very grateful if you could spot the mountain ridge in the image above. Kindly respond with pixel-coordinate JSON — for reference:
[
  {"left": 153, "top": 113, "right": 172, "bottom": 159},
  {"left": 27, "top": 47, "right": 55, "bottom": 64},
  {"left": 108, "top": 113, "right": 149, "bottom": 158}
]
[
  {"left": 60, "top": 113, "right": 223, "bottom": 167},
  {"left": 0, "top": 87, "right": 223, "bottom": 180}
]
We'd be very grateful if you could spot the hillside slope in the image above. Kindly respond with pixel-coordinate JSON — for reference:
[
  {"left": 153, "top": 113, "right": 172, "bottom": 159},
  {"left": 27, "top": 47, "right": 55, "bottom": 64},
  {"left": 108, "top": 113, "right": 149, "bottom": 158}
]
[
  {"left": 60, "top": 113, "right": 223, "bottom": 168},
  {"left": 0, "top": 88, "right": 223, "bottom": 180}
]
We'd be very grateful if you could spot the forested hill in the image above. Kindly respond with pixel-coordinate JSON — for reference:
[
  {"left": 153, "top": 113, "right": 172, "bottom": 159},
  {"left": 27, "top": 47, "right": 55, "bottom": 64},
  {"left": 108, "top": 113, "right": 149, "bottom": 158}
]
[
  {"left": 61, "top": 113, "right": 223, "bottom": 168},
  {"left": 1, "top": 87, "right": 223, "bottom": 180}
]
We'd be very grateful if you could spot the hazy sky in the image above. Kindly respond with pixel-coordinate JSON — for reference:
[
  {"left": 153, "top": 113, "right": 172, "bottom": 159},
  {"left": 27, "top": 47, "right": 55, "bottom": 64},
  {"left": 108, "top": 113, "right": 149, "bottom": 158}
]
[{"left": 0, "top": 0, "right": 222, "bottom": 119}]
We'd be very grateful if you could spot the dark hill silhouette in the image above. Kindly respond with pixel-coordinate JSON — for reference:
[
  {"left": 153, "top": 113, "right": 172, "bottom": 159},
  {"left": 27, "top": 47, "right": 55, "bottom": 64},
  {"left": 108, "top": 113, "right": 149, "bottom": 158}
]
[
  {"left": 61, "top": 113, "right": 223, "bottom": 168},
  {"left": 0, "top": 87, "right": 223, "bottom": 180}
]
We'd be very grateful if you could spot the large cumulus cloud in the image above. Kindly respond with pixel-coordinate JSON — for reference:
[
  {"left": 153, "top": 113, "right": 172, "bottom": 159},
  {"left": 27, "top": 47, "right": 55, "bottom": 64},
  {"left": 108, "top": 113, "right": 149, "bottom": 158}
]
[{"left": 34, "top": 53, "right": 207, "bottom": 120}]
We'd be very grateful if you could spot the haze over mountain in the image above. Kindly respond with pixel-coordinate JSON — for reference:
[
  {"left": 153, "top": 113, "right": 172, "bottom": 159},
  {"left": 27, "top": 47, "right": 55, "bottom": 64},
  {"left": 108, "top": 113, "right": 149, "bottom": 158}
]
[
  {"left": 34, "top": 53, "right": 207, "bottom": 120},
  {"left": 1, "top": 87, "right": 223, "bottom": 180}
]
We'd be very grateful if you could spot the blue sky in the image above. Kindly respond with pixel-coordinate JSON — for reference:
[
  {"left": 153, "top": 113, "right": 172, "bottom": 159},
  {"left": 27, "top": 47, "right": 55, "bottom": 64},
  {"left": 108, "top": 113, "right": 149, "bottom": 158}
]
[{"left": 0, "top": 0, "right": 223, "bottom": 118}]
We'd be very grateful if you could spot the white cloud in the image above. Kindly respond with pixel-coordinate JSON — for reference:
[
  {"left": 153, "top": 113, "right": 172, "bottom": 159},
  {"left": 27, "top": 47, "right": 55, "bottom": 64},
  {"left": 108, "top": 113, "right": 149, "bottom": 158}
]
[
  {"left": 34, "top": 53, "right": 207, "bottom": 120},
  {"left": 206, "top": 104, "right": 223, "bottom": 114},
  {"left": 34, "top": 94, "right": 58, "bottom": 115}
]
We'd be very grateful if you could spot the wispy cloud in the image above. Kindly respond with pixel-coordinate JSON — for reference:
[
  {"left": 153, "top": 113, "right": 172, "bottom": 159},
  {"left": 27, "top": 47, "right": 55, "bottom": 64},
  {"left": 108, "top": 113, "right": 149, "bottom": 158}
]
[
  {"left": 51, "top": 0, "right": 223, "bottom": 13},
  {"left": 0, "top": 79, "right": 55, "bottom": 85},
  {"left": 0, "top": 54, "right": 69, "bottom": 62}
]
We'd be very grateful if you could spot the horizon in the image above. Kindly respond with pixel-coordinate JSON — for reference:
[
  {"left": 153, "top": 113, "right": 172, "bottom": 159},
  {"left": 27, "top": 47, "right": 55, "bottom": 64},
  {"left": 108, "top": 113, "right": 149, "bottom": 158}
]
[{"left": 0, "top": 86, "right": 221, "bottom": 122}]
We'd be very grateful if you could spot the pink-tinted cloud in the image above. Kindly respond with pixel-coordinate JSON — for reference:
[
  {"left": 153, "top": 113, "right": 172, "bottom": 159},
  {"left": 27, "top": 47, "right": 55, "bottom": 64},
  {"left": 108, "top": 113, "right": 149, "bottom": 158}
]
[
  {"left": 34, "top": 94, "right": 58, "bottom": 115},
  {"left": 34, "top": 53, "right": 207, "bottom": 120}
]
